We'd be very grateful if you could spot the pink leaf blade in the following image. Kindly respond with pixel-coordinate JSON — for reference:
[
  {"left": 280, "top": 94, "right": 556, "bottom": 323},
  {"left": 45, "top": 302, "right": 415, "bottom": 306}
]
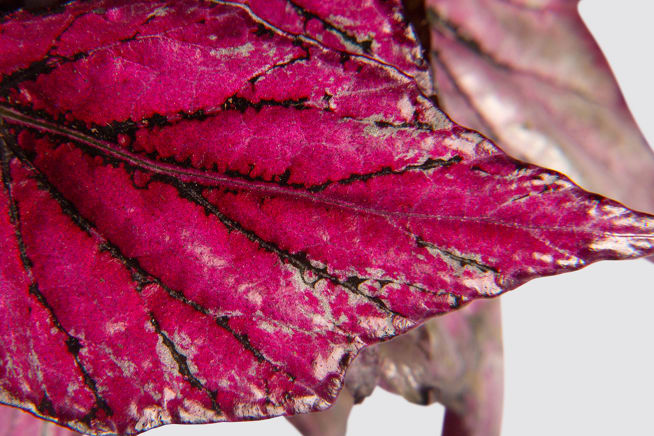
[
  {"left": 317, "top": 0, "right": 653, "bottom": 433},
  {"left": 301, "top": 300, "right": 503, "bottom": 436},
  {"left": 284, "top": 340, "right": 380, "bottom": 436},
  {"left": 231, "top": 0, "right": 434, "bottom": 94},
  {"left": 0, "top": 1, "right": 653, "bottom": 434}
]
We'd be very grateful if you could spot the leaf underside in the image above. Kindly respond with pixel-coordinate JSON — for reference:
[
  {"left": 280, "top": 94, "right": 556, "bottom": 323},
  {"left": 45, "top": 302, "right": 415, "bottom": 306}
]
[
  {"left": 426, "top": 0, "right": 654, "bottom": 213},
  {"left": 0, "top": 404, "right": 78, "bottom": 436},
  {"left": 0, "top": 1, "right": 653, "bottom": 434}
]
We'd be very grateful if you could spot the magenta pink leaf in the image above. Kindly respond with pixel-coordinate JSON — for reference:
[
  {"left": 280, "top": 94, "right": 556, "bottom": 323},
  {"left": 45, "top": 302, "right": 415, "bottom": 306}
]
[
  {"left": 290, "top": 301, "right": 503, "bottom": 436},
  {"left": 232, "top": 0, "right": 434, "bottom": 95},
  {"left": 1, "top": 1, "right": 653, "bottom": 434},
  {"left": 286, "top": 388, "right": 355, "bottom": 436}
]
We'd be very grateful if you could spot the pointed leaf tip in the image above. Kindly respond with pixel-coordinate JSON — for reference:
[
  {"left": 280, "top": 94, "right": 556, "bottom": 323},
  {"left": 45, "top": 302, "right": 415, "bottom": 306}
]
[{"left": 0, "top": 1, "right": 653, "bottom": 434}]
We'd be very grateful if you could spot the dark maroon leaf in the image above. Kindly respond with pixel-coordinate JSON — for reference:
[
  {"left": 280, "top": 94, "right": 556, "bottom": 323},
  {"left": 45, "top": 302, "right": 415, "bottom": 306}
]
[{"left": 1, "top": 1, "right": 653, "bottom": 434}]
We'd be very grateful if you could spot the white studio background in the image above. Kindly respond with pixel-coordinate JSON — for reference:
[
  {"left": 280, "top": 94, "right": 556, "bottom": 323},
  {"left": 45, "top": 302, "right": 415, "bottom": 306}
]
[{"left": 147, "top": 1, "right": 654, "bottom": 435}]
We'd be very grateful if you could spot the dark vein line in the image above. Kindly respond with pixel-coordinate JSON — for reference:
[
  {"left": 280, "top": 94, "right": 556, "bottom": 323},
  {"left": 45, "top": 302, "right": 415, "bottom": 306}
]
[
  {"left": 212, "top": 0, "right": 435, "bottom": 108},
  {"left": 8, "top": 117, "right": 451, "bottom": 307},
  {"left": 37, "top": 393, "right": 56, "bottom": 418},
  {"left": 0, "top": 12, "right": 211, "bottom": 97},
  {"left": 148, "top": 313, "right": 222, "bottom": 414},
  {"left": 7, "top": 113, "right": 451, "bottom": 314},
  {"left": 203, "top": 153, "right": 459, "bottom": 194},
  {"left": 49, "top": 10, "right": 87, "bottom": 48},
  {"left": 4, "top": 108, "right": 643, "bottom": 241},
  {"left": 285, "top": 0, "right": 373, "bottom": 53},
  {"left": 221, "top": 95, "right": 309, "bottom": 112},
  {"left": 428, "top": 7, "right": 506, "bottom": 73},
  {"left": 367, "top": 118, "right": 434, "bottom": 132},
  {"left": 307, "top": 155, "right": 462, "bottom": 192},
  {"left": 247, "top": 50, "right": 311, "bottom": 85},
  {"left": 173, "top": 181, "right": 405, "bottom": 320},
  {"left": 2, "top": 0, "right": 430, "bottom": 113},
  {"left": 0, "top": 4, "right": 310, "bottom": 99},
  {"left": 0, "top": 128, "right": 306, "bottom": 386},
  {"left": 0, "top": 126, "right": 113, "bottom": 422},
  {"left": 2, "top": 95, "right": 313, "bottom": 146},
  {"left": 401, "top": 0, "right": 431, "bottom": 61},
  {"left": 0, "top": 101, "right": 456, "bottom": 194},
  {"left": 3, "top": 92, "right": 436, "bottom": 147},
  {"left": 416, "top": 237, "right": 499, "bottom": 274},
  {"left": 0, "top": 104, "right": 457, "bottom": 206},
  {"left": 0, "top": 52, "right": 87, "bottom": 98}
]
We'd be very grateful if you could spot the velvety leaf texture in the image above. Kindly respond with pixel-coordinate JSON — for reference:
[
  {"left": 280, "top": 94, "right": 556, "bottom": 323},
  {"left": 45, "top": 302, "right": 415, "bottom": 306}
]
[{"left": 0, "top": 1, "right": 653, "bottom": 434}]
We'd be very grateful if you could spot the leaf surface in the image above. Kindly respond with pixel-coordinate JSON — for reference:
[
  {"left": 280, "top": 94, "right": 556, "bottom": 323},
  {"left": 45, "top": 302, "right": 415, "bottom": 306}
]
[
  {"left": 291, "top": 300, "right": 503, "bottom": 436},
  {"left": 0, "top": 1, "right": 653, "bottom": 434},
  {"left": 293, "top": 1, "right": 654, "bottom": 434},
  {"left": 232, "top": 0, "right": 434, "bottom": 94},
  {"left": 426, "top": 0, "right": 654, "bottom": 213}
]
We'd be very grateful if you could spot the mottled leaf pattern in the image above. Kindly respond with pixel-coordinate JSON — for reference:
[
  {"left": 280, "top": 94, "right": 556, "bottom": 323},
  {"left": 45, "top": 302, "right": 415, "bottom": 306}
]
[
  {"left": 232, "top": 0, "right": 434, "bottom": 95},
  {"left": 283, "top": 0, "right": 654, "bottom": 435},
  {"left": 292, "top": 300, "right": 502, "bottom": 436},
  {"left": 1, "top": 1, "right": 653, "bottom": 435}
]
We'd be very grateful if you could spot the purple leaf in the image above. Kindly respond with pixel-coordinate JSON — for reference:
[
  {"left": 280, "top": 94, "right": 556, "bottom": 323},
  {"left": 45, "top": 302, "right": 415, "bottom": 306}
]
[
  {"left": 377, "top": 299, "right": 503, "bottom": 436},
  {"left": 0, "top": 405, "right": 79, "bottom": 436},
  {"left": 1, "top": 1, "right": 653, "bottom": 434},
  {"left": 426, "top": 0, "right": 654, "bottom": 213},
  {"left": 286, "top": 388, "right": 355, "bottom": 436}
]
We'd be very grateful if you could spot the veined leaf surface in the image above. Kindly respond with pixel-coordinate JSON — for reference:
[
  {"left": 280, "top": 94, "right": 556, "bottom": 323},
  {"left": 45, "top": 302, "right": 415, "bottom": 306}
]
[{"left": 0, "top": 1, "right": 653, "bottom": 434}]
